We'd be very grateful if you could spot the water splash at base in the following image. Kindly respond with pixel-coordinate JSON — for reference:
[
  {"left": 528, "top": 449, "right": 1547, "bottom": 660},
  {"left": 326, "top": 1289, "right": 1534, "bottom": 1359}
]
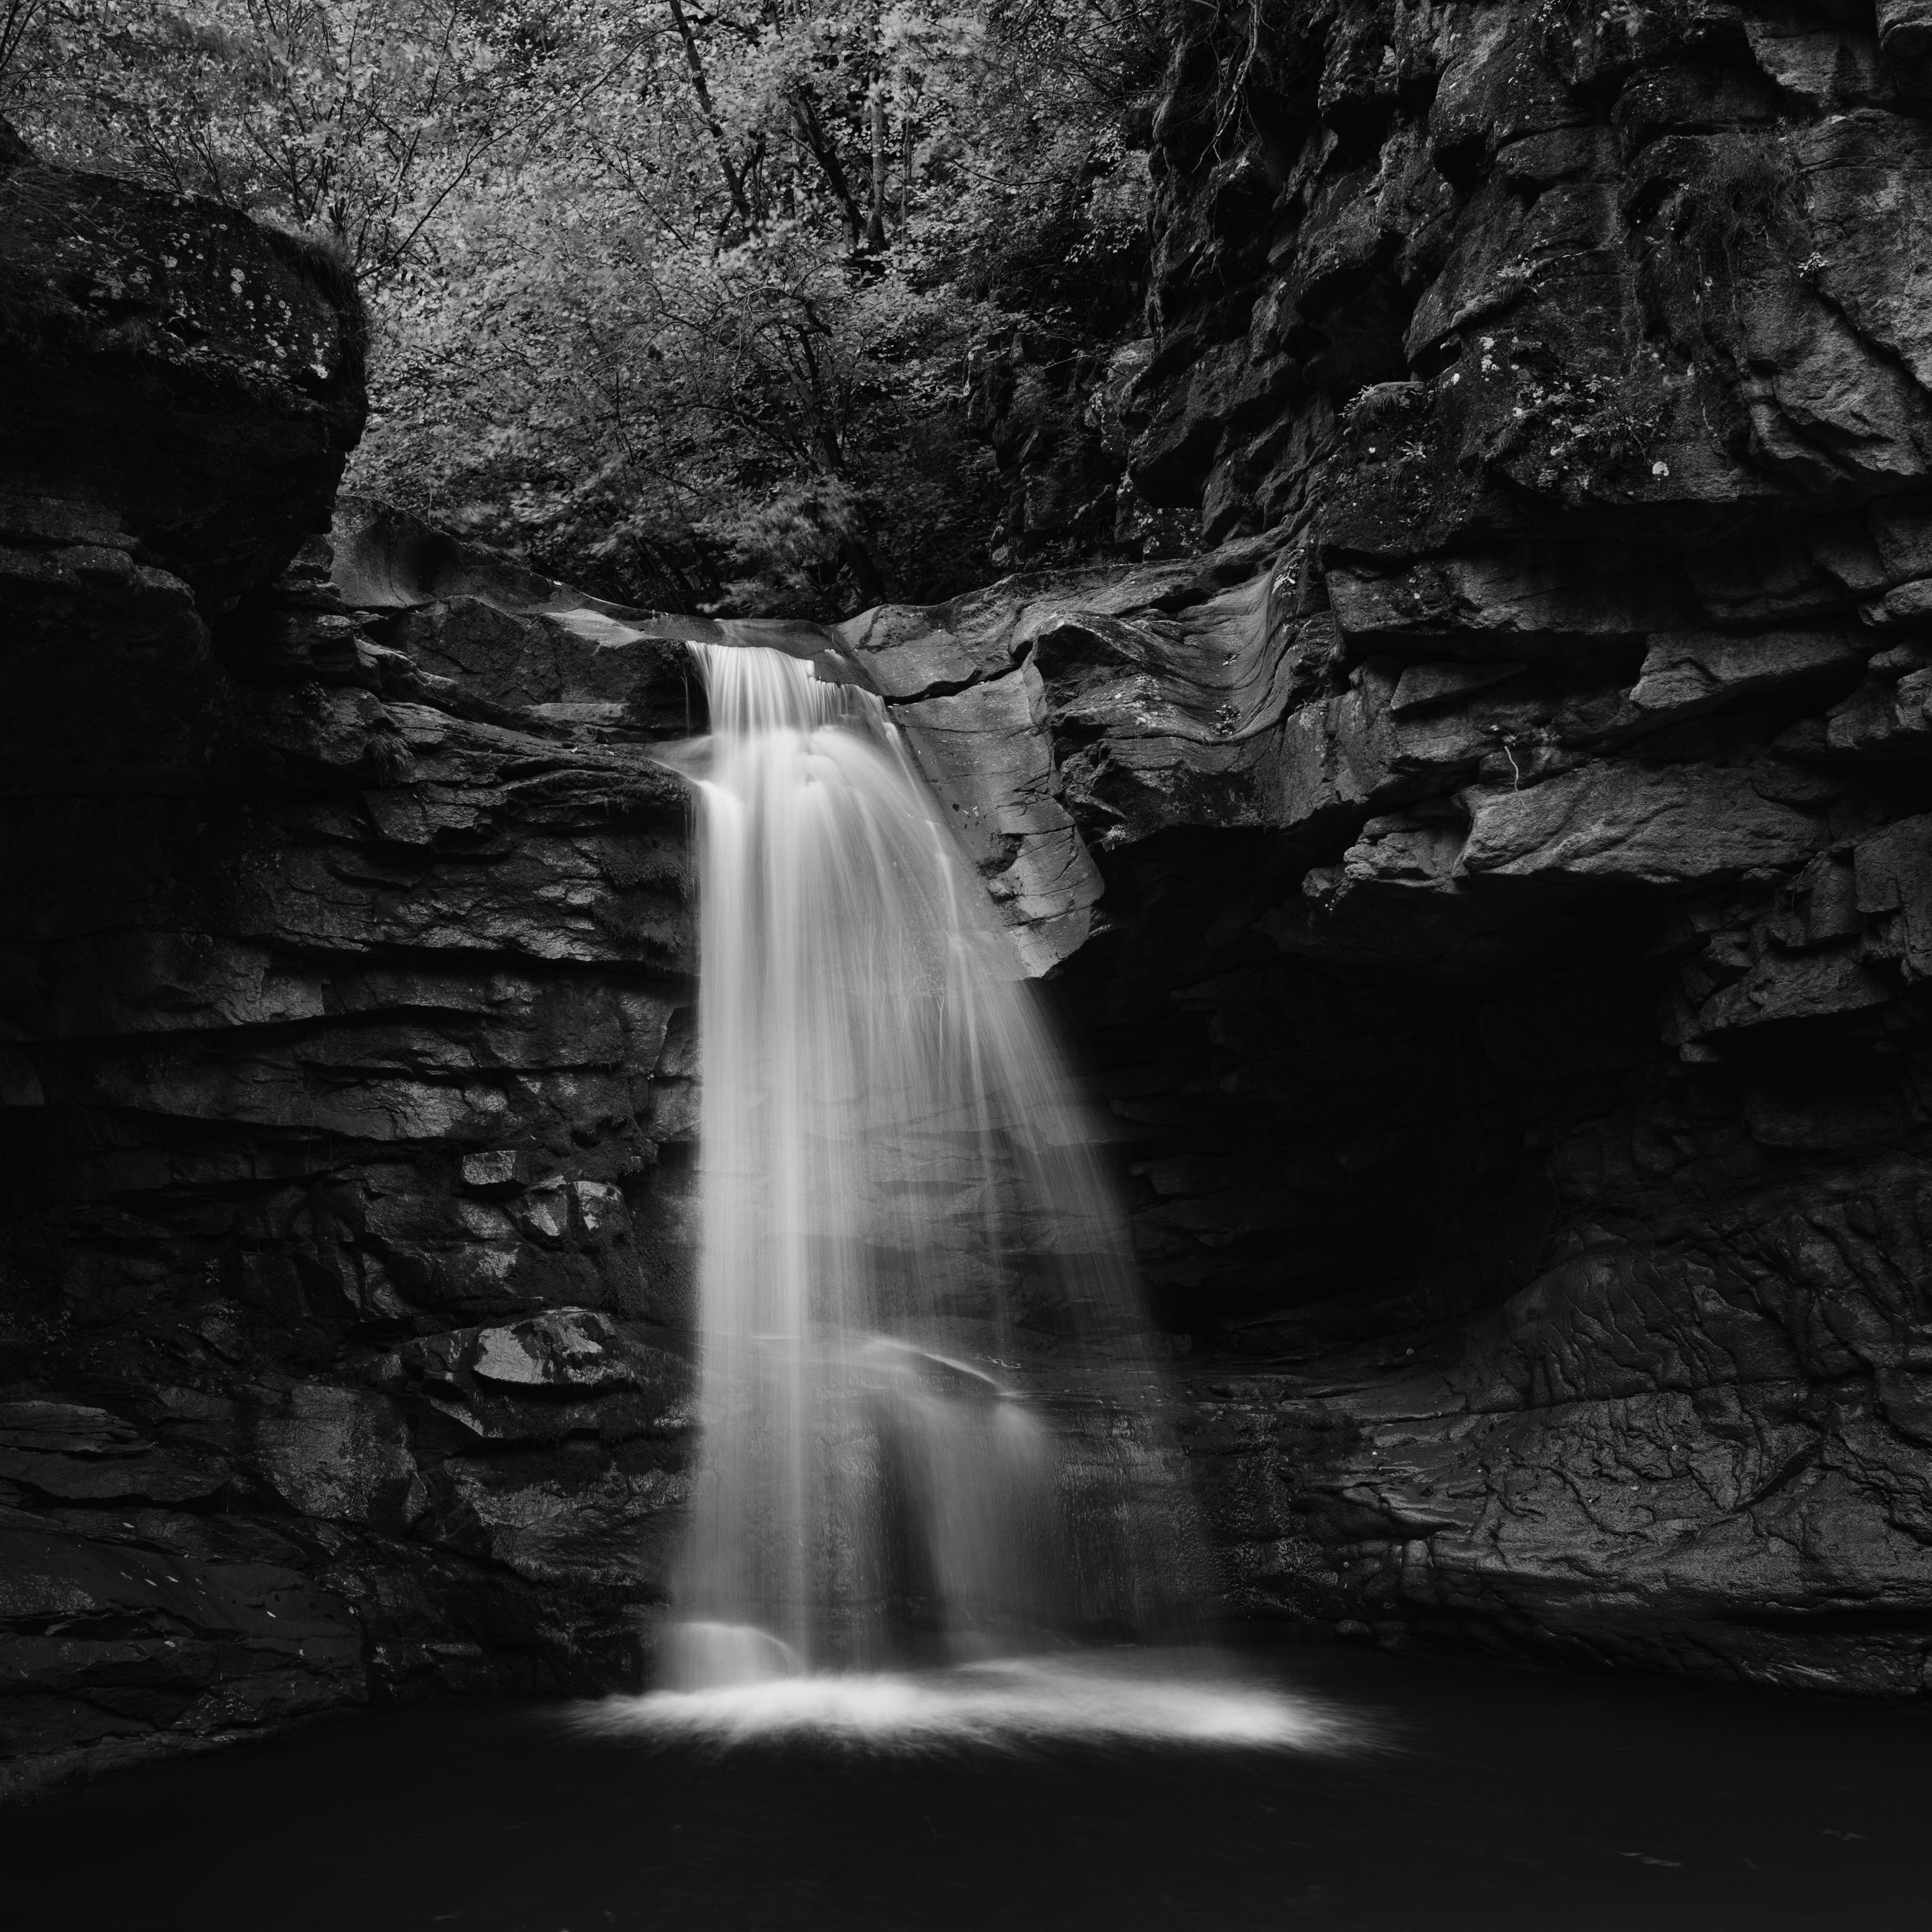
[{"left": 575, "top": 1652, "right": 1354, "bottom": 1753}]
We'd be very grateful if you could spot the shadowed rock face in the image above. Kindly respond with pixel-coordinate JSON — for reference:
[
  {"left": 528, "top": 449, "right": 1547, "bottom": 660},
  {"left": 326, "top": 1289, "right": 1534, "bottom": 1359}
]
[
  {"left": 689, "top": 522, "right": 1924, "bottom": 1695},
  {"left": 983, "top": 0, "right": 1932, "bottom": 1694},
  {"left": 0, "top": 131, "right": 365, "bottom": 618},
  {"left": 0, "top": 524, "right": 703, "bottom": 1801},
  {"left": 0, "top": 126, "right": 369, "bottom": 803},
  {"left": 0, "top": 136, "right": 707, "bottom": 1797},
  {"left": 10, "top": 0, "right": 1932, "bottom": 1795}
]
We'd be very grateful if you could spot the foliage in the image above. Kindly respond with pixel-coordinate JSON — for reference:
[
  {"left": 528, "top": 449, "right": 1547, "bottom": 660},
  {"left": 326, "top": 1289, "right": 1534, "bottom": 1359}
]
[
  {"left": 4, "top": 2, "right": 580, "bottom": 280},
  {"left": 1669, "top": 128, "right": 1804, "bottom": 284},
  {"left": 1632, "top": 126, "right": 1811, "bottom": 386},
  {"left": 4, "top": 0, "right": 1168, "bottom": 615}
]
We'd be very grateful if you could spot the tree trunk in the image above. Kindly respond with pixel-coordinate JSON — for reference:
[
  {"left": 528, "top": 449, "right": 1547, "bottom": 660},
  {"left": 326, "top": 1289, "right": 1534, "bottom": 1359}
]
[
  {"left": 866, "top": 84, "right": 888, "bottom": 251},
  {"left": 666, "top": 0, "right": 752, "bottom": 230},
  {"left": 840, "top": 531, "right": 894, "bottom": 607},
  {"left": 790, "top": 88, "right": 863, "bottom": 251}
]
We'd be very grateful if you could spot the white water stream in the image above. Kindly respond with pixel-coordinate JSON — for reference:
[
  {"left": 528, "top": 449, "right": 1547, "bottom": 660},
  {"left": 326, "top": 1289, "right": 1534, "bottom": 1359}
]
[{"left": 591, "top": 643, "right": 1299, "bottom": 1744}]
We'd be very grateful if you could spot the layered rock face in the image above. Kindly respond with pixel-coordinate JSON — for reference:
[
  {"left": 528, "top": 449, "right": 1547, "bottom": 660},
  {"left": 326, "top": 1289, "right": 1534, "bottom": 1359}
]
[
  {"left": 855, "top": 537, "right": 1932, "bottom": 1694},
  {"left": 1005, "top": 0, "right": 1932, "bottom": 1691},
  {"left": 0, "top": 144, "right": 700, "bottom": 1795}
]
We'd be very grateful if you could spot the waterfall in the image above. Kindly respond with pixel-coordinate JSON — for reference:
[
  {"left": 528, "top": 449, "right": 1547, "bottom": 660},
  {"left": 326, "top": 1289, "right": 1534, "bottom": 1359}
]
[{"left": 661, "top": 643, "right": 1199, "bottom": 1690}]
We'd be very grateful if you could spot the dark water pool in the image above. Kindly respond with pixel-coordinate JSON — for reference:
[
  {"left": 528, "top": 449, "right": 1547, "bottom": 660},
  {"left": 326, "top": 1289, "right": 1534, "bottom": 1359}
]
[{"left": 5, "top": 1646, "right": 1926, "bottom": 1931}]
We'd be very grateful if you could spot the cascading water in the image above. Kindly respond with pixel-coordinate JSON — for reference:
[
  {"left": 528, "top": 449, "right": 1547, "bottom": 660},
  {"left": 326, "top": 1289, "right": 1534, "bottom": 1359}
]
[{"left": 660, "top": 642, "right": 1199, "bottom": 1690}]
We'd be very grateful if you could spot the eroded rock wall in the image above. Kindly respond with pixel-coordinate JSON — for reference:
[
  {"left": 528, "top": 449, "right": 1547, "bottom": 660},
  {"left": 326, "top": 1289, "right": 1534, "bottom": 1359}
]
[
  {"left": 857, "top": 0, "right": 1932, "bottom": 1693},
  {"left": 0, "top": 145, "right": 700, "bottom": 1796}
]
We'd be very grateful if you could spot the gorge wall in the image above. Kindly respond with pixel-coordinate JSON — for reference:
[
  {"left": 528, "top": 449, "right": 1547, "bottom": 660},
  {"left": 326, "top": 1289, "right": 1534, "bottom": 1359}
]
[
  {"left": 0, "top": 136, "right": 703, "bottom": 1796},
  {"left": 8, "top": 0, "right": 1932, "bottom": 1795},
  {"left": 958, "top": 0, "right": 1932, "bottom": 1694},
  {"left": 1095, "top": 0, "right": 1932, "bottom": 1696}
]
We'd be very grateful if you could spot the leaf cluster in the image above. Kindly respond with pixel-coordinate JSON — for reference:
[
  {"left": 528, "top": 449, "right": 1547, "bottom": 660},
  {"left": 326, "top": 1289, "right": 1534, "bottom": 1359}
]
[{"left": 6, "top": 0, "right": 1171, "bottom": 615}]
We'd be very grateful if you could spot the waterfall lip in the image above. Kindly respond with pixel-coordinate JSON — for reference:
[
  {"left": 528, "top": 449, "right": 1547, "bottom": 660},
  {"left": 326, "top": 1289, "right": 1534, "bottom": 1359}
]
[
  {"left": 568, "top": 611, "right": 880, "bottom": 697},
  {"left": 619, "top": 617, "right": 880, "bottom": 696},
  {"left": 644, "top": 661, "right": 897, "bottom": 788},
  {"left": 328, "top": 495, "right": 883, "bottom": 694}
]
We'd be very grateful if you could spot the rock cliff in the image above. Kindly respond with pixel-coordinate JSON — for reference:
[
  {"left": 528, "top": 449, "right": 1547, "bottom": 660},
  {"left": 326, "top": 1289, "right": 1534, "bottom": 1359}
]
[
  {"left": 8, "top": 0, "right": 1932, "bottom": 1795},
  {"left": 948, "top": 0, "right": 1932, "bottom": 1696},
  {"left": 0, "top": 139, "right": 702, "bottom": 1796}
]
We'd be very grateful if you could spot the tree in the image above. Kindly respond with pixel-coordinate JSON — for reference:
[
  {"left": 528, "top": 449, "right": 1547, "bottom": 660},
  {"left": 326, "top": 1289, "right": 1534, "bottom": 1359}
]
[
  {"left": 6, "top": 0, "right": 1171, "bottom": 615},
  {"left": 5, "top": 0, "right": 606, "bottom": 281}
]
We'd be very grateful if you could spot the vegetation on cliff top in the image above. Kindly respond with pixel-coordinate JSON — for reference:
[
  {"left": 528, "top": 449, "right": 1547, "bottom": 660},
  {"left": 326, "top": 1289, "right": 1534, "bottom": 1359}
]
[{"left": 2, "top": 0, "right": 1164, "bottom": 614}]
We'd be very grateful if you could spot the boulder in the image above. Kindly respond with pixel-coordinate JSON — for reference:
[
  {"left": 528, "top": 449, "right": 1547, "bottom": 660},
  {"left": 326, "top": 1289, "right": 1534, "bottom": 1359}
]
[{"left": 0, "top": 124, "right": 364, "bottom": 610}]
